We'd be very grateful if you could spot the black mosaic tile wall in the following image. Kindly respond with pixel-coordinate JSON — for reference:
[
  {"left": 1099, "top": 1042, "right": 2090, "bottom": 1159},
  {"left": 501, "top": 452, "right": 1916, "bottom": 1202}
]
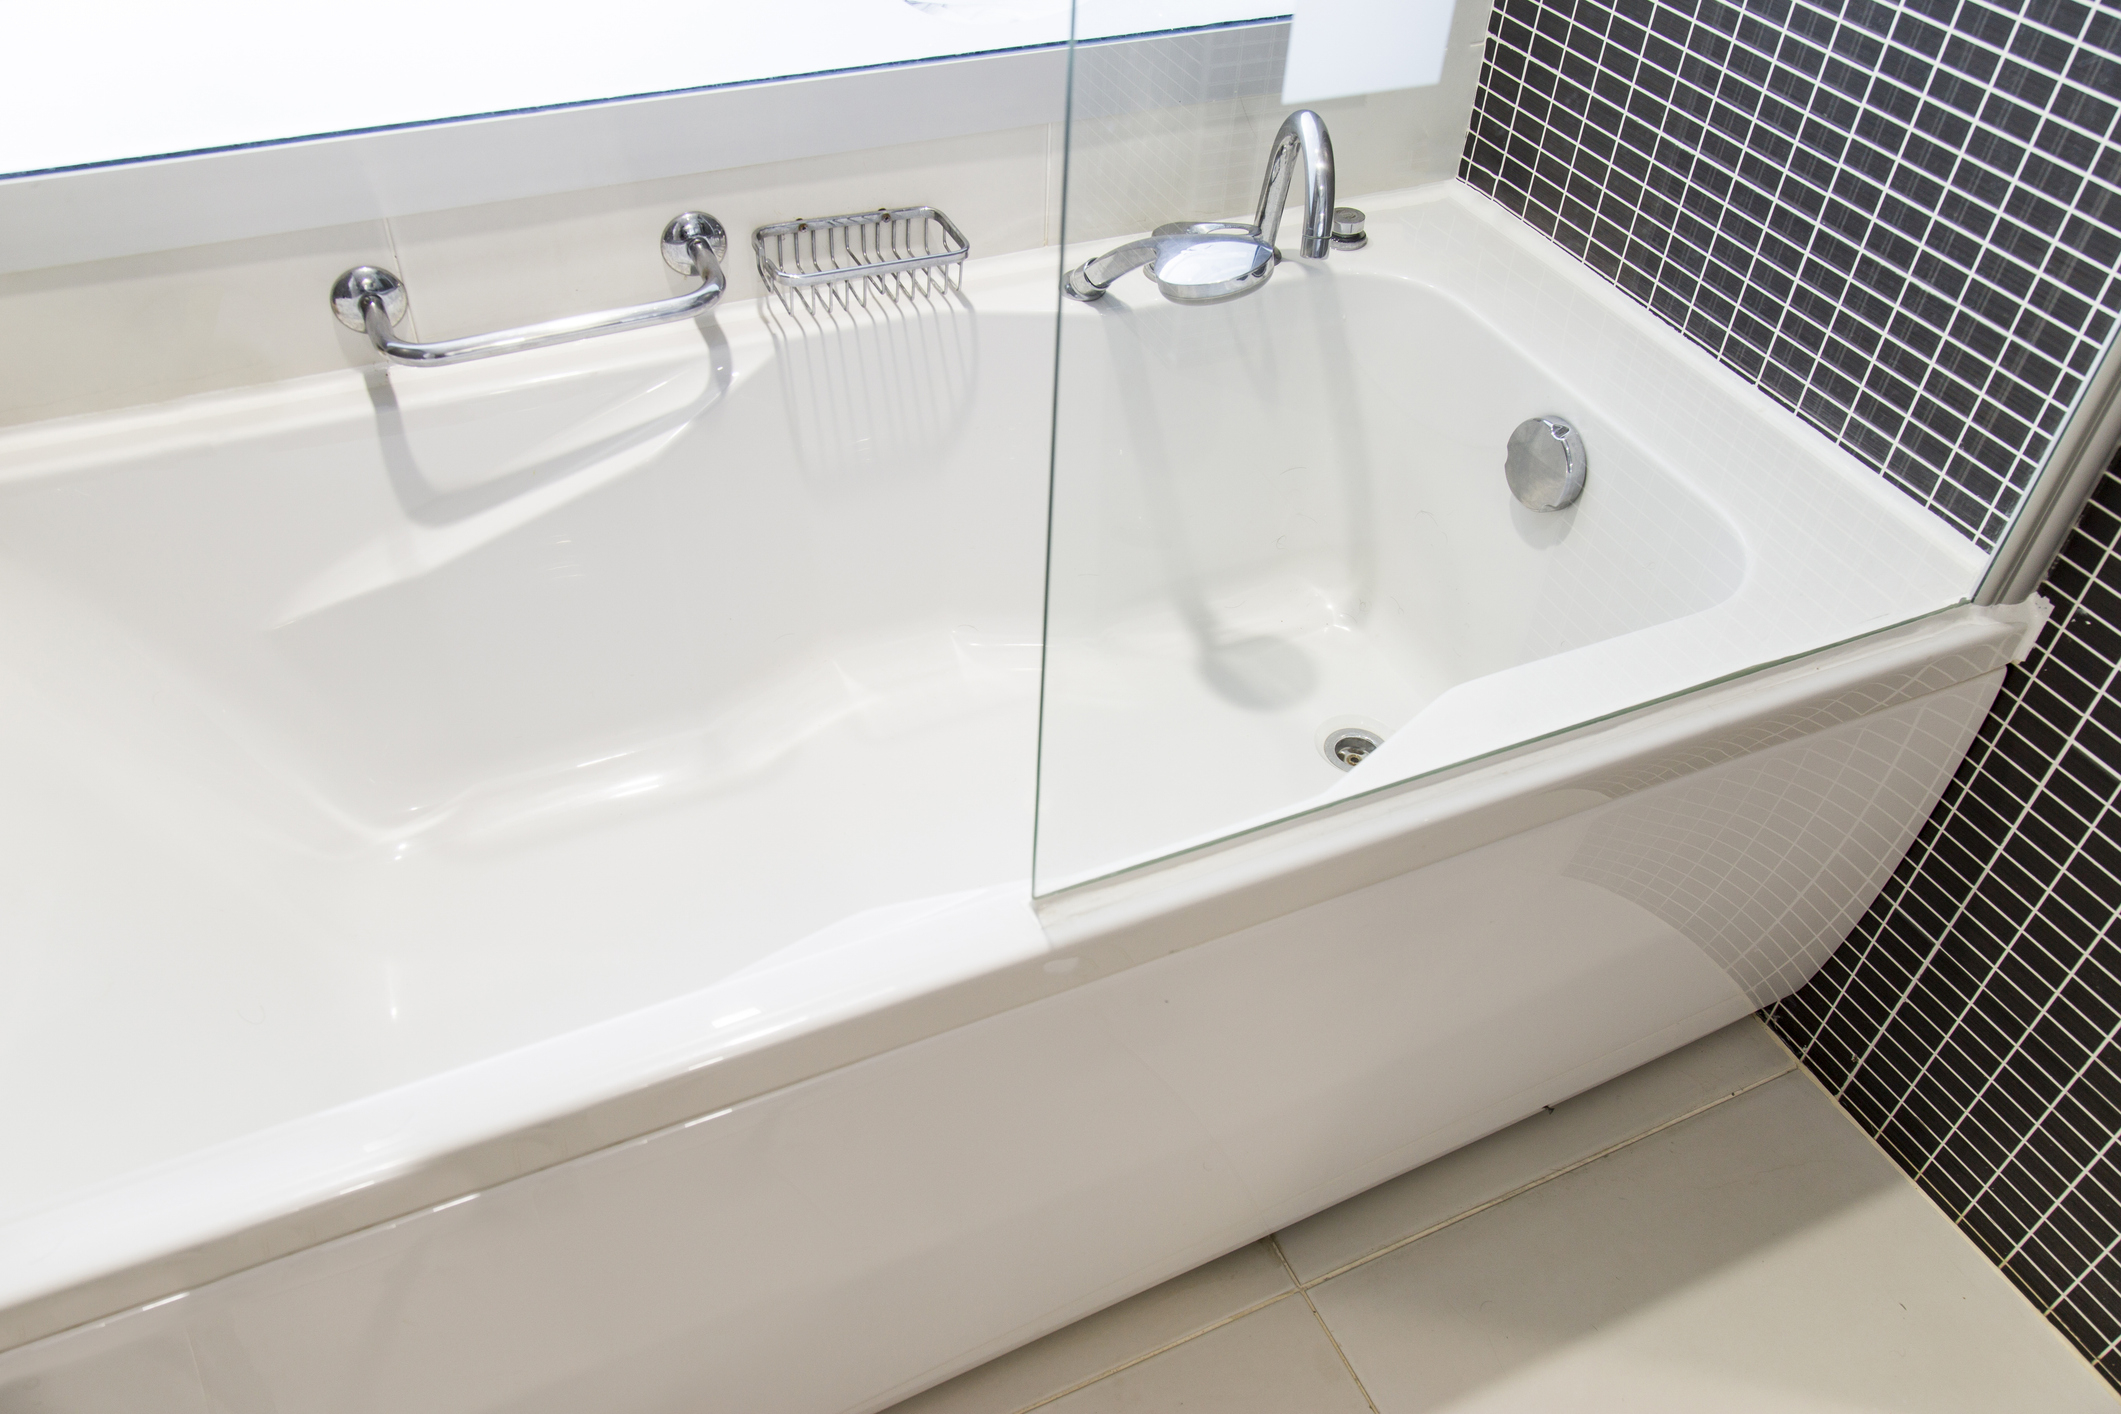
[
  {"left": 1460, "top": 0, "right": 2121, "bottom": 546},
  {"left": 1768, "top": 456, "right": 2121, "bottom": 1380},
  {"left": 1456, "top": 0, "right": 2121, "bottom": 1379}
]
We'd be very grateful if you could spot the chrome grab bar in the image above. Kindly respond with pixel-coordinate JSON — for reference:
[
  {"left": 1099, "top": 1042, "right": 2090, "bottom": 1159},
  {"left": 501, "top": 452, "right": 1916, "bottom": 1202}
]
[{"left": 329, "top": 212, "right": 728, "bottom": 367}]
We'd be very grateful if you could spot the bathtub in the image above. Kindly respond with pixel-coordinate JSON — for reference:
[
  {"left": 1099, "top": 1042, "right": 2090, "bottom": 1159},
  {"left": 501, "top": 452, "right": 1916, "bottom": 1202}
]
[{"left": 0, "top": 182, "right": 2027, "bottom": 1413}]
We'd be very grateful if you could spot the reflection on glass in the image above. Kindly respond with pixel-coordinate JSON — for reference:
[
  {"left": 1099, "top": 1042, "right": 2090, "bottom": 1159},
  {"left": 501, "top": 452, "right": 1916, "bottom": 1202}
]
[{"left": 1032, "top": 17, "right": 1982, "bottom": 894}]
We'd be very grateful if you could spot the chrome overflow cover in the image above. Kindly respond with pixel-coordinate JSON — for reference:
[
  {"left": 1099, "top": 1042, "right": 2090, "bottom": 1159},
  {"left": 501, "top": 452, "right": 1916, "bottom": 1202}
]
[{"left": 1505, "top": 415, "right": 1588, "bottom": 511}]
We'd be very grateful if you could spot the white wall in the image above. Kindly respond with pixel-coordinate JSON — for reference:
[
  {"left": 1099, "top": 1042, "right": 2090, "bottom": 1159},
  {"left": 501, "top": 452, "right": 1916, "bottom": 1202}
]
[
  {"left": 2, "top": 1, "right": 1221, "bottom": 176},
  {"left": 0, "top": 10, "right": 1497, "bottom": 429}
]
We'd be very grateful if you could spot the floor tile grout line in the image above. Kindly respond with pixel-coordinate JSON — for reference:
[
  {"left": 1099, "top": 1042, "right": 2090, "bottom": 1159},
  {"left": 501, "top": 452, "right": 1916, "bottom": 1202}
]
[
  {"left": 1290, "top": 1058, "right": 1800, "bottom": 1293},
  {"left": 1002, "top": 1289, "right": 1302, "bottom": 1414},
  {"left": 1270, "top": 1234, "right": 1384, "bottom": 1414},
  {"left": 999, "top": 1049, "right": 1802, "bottom": 1412}
]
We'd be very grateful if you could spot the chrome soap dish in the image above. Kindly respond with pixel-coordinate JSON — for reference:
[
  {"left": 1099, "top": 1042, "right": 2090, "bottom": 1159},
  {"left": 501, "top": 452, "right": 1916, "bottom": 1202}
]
[{"left": 754, "top": 206, "right": 969, "bottom": 311}]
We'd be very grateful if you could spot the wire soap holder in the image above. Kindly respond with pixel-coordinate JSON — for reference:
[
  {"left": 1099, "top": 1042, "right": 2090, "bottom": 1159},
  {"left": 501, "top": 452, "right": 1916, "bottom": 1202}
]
[{"left": 754, "top": 206, "right": 969, "bottom": 311}]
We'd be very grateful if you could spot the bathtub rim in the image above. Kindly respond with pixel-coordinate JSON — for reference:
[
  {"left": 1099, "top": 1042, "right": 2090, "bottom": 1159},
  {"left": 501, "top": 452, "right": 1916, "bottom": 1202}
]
[
  {"left": 1035, "top": 596, "right": 2046, "bottom": 941},
  {"left": 0, "top": 591, "right": 2043, "bottom": 1356},
  {"left": 1030, "top": 594, "right": 2041, "bottom": 903}
]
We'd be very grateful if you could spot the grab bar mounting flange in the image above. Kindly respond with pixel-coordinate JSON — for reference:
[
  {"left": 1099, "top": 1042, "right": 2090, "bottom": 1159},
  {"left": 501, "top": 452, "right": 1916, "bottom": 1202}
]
[{"left": 330, "top": 266, "right": 407, "bottom": 330}]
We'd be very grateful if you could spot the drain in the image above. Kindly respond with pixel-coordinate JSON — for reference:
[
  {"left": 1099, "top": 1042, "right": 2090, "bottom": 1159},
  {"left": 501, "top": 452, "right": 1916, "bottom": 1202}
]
[
  {"left": 1327, "top": 728, "right": 1383, "bottom": 770},
  {"left": 1316, "top": 716, "right": 1391, "bottom": 771}
]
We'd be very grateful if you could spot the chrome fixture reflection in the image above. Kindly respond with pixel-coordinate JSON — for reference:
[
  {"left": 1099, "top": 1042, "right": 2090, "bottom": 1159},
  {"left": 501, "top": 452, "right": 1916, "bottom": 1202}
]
[
  {"left": 1064, "top": 110, "right": 1340, "bottom": 305},
  {"left": 329, "top": 212, "right": 728, "bottom": 367},
  {"left": 1505, "top": 415, "right": 1589, "bottom": 511}
]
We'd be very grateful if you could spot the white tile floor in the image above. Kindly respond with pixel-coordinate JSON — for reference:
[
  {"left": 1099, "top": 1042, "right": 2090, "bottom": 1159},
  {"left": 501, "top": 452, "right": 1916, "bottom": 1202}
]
[{"left": 890, "top": 1019, "right": 2119, "bottom": 1413}]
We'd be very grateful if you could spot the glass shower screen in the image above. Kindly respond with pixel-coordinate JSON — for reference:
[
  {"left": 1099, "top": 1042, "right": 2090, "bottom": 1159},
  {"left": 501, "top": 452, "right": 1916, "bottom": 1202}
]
[{"left": 1029, "top": 11, "right": 1987, "bottom": 896}]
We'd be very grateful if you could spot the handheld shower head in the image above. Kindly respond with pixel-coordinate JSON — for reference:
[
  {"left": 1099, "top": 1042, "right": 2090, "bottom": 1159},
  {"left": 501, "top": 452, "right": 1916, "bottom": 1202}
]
[
  {"left": 1061, "top": 110, "right": 1338, "bottom": 307},
  {"left": 1063, "top": 231, "right": 1278, "bottom": 305}
]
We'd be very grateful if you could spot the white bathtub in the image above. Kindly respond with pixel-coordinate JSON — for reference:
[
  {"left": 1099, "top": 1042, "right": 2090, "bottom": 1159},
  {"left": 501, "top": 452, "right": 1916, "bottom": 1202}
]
[{"left": 0, "top": 183, "right": 2027, "bottom": 1413}]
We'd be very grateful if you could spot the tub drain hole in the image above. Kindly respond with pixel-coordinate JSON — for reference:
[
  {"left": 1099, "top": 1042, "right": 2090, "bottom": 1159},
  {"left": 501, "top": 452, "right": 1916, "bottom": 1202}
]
[{"left": 1329, "top": 729, "right": 1383, "bottom": 770}]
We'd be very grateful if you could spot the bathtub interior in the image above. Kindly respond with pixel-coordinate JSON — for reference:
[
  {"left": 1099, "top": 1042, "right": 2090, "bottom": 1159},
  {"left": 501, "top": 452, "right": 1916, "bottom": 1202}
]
[
  {"left": 1031, "top": 186, "right": 1988, "bottom": 891},
  {"left": 0, "top": 183, "right": 1985, "bottom": 1274},
  {"left": 1037, "top": 266, "right": 1746, "bottom": 886},
  {"left": 0, "top": 288, "right": 1054, "bottom": 1225}
]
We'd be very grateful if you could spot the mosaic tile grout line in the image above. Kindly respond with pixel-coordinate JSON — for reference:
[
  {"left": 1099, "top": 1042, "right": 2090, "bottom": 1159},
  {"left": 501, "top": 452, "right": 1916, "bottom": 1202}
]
[{"left": 1834, "top": 544, "right": 2116, "bottom": 1139}]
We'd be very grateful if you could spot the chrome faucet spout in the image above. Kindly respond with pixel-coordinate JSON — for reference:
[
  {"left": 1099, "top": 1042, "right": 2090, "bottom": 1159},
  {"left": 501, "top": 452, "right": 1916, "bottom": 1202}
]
[{"left": 1253, "top": 110, "right": 1335, "bottom": 261}]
